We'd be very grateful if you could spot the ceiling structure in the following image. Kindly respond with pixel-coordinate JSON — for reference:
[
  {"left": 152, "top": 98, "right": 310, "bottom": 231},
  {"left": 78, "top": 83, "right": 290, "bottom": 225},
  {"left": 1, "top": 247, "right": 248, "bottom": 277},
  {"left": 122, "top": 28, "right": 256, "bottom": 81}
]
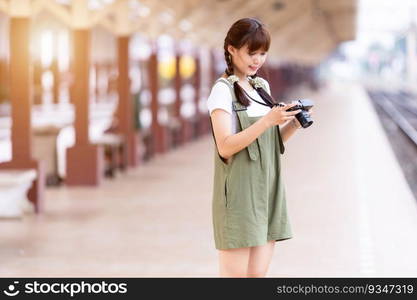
[{"left": 0, "top": 0, "right": 358, "bottom": 65}]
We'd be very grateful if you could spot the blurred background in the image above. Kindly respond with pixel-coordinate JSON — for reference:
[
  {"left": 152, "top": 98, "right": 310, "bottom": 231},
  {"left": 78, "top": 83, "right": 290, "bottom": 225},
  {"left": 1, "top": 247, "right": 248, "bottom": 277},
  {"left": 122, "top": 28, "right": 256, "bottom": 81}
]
[{"left": 0, "top": 0, "right": 416, "bottom": 277}]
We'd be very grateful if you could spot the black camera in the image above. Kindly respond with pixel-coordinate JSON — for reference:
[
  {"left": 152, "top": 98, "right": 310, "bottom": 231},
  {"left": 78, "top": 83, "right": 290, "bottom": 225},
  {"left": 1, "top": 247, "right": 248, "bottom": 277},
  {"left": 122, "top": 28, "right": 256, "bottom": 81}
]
[{"left": 278, "top": 99, "right": 314, "bottom": 128}]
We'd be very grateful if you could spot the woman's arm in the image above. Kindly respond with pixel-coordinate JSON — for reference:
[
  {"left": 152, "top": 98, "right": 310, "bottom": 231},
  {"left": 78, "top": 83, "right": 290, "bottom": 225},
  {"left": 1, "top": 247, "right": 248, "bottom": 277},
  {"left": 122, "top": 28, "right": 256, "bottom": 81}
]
[
  {"left": 211, "top": 109, "right": 270, "bottom": 160},
  {"left": 211, "top": 103, "right": 300, "bottom": 159},
  {"left": 280, "top": 119, "right": 301, "bottom": 143}
]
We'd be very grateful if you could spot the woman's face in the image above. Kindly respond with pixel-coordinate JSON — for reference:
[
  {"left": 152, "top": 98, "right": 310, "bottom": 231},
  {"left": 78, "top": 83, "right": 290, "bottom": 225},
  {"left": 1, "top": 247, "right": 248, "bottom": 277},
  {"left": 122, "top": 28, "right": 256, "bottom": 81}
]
[{"left": 228, "top": 44, "right": 267, "bottom": 76}]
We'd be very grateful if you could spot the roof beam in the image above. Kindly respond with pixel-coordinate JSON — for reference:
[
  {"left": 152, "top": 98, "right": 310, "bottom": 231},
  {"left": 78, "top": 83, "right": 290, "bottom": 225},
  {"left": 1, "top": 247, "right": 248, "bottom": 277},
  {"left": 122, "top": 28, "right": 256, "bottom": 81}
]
[
  {"left": 326, "top": 8, "right": 357, "bottom": 41},
  {"left": 71, "top": 0, "right": 89, "bottom": 28},
  {"left": 187, "top": 0, "right": 272, "bottom": 49},
  {"left": 266, "top": 0, "right": 309, "bottom": 32},
  {"left": 271, "top": 11, "right": 317, "bottom": 51},
  {"left": 90, "top": 0, "right": 120, "bottom": 28},
  {"left": 0, "top": 0, "right": 8, "bottom": 14},
  {"left": 97, "top": 12, "right": 118, "bottom": 35},
  {"left": 0, "top": 0, "right": 358, "bottom": 65},
  {"left": 9, "top": 0, "right": 31, "bottom": 17},
  {"left": 32, "top": 0, "right": 71, "bottom": 27},
  {"left": 283, "top": 16, "right": 332, "bottom": 58}
]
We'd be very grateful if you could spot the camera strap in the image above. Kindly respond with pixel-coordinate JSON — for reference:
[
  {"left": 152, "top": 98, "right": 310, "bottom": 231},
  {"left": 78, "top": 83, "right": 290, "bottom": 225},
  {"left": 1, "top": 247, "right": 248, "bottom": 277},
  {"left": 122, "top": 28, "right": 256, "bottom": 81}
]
[
  {"left": 239, "top": 87, "right": 285, "bottom": 155},
  {"left": 240, "top": 88, "right": 275, "bottom": 108}
]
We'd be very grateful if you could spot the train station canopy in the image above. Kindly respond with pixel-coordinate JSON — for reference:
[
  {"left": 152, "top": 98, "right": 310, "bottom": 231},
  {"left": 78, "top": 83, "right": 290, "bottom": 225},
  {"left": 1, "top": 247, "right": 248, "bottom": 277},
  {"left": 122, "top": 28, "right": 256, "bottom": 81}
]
[{"left": 0, "top": 0, "right": 358, "bottom": 65}]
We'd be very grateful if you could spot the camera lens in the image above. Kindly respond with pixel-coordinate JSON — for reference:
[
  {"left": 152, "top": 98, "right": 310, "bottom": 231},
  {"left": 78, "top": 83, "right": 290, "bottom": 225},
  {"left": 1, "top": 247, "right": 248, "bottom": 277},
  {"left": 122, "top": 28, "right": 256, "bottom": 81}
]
[{"left": 296, "top": 111, "right": 313, "bottom": 128}]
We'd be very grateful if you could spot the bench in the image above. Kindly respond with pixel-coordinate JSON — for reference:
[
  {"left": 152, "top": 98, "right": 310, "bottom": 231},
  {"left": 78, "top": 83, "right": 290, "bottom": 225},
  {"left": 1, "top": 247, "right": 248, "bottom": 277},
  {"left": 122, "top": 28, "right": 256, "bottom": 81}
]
[
  {"left": 167, "top": 117, "right": 182, "bottom": 149},
  {"left": 140, "top": 128, "right": 154, "bottom": 161},
  {"left": 0, "top": 169, "right": 37, "bottom": 218},
  {"left": 92, "top": 133, "right": 125, "bottom": 178},
  {"left": 32, "top": 125, "right": 63, "bottom": 185}
]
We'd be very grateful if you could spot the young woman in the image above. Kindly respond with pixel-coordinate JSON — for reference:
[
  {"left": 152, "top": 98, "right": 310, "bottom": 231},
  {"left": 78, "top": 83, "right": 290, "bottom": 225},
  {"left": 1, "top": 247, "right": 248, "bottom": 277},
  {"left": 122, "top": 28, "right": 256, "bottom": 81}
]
[{"left": 207, "top": 18, "right": 312, "bottom": 277}]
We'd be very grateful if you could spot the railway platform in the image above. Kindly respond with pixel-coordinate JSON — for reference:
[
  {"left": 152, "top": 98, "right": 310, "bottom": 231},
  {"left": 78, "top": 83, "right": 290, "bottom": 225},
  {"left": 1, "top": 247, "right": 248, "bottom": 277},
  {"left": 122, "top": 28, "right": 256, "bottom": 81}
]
[{"left": 1, "top": 80, "right": 416, "bottom": 277}]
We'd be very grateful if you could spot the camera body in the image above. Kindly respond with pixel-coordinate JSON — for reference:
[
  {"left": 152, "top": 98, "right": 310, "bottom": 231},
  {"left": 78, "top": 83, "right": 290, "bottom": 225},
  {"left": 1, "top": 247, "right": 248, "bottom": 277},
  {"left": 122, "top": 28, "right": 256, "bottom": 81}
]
[{"left": 278, "top": 99, "right": 314, "bottom": 128}]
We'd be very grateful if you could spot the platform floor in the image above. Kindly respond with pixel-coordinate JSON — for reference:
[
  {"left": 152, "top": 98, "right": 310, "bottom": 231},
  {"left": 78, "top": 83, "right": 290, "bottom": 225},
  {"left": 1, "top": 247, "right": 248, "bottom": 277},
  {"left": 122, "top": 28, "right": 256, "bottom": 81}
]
[{"left": 1, "top": 80, "right": 417, "bottom": 277}]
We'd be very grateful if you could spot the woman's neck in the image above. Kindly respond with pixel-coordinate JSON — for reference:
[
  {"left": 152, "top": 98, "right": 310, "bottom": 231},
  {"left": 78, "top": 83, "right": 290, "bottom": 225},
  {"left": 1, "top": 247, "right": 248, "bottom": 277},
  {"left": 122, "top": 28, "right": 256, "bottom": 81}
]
[
  {"left": 222, "top": 71, "right": 251, "bottom": 88},
  {"left": 234, "top": 70, "right": 248, "bottom": 82}
]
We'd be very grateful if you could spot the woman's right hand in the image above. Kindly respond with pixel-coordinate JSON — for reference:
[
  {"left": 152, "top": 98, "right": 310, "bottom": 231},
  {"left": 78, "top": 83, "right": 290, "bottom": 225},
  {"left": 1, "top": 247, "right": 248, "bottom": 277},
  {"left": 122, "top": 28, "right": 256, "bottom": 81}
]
[{"left": 264, "top": 102, "right": 301, "bottom": 127}]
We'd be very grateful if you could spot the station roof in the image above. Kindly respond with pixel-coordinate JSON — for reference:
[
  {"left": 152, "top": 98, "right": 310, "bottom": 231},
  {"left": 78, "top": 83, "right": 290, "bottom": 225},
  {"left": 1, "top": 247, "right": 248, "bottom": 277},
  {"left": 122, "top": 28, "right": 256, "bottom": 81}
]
[{"left": 0, "top": 0, "right": 358, "bottom": 65}]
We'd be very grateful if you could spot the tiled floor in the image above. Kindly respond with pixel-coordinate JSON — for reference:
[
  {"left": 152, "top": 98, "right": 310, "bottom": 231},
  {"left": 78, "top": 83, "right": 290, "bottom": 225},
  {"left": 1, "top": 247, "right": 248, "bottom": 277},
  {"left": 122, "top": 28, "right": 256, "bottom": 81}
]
[{"left": 1, "top": 81, "right": 417, "bottom": 277}]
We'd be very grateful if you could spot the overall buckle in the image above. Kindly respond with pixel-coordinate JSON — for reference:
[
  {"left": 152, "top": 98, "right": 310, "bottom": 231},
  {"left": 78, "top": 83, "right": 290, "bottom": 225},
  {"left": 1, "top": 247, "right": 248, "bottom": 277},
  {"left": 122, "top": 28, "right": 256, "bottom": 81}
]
[{"left": 232, "top": 102, "right": 247, "bottom": 112}]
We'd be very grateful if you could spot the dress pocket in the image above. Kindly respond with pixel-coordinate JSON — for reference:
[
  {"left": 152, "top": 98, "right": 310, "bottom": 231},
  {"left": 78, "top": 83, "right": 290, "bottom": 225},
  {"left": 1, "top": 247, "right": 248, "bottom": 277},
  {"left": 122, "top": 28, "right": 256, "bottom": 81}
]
[
  {"left": 235, "top": 111, "right": 260, "bottom": 161},
  {"left": 246, "top": 139, "right": 260, "bottom": 161}
]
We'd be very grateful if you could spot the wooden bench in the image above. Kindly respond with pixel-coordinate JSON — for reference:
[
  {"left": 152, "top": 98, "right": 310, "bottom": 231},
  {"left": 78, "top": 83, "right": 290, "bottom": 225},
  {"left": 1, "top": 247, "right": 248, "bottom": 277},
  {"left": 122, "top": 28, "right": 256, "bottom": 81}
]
[
  {"left": 32, "top": 125, "right": 63, "bottom": 185},
  {"left": 92, "top": 133, "right": 125, "bottom": 178},
  {"left": 0, "top": 169, "right": 37, "bottom": 218},
  {"left": 167, "top": 117, "right": 182, "bottom": 149},
  {"left": 140, "top": 128, "right": 154, "bottom": 161}
]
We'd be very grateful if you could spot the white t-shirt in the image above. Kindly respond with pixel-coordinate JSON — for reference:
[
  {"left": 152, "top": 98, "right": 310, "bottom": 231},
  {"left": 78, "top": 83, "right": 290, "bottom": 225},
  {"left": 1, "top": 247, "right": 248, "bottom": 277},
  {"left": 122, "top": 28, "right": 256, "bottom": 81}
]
[{"left": 206, "top": 77, "right": 271, "bottom": 133}]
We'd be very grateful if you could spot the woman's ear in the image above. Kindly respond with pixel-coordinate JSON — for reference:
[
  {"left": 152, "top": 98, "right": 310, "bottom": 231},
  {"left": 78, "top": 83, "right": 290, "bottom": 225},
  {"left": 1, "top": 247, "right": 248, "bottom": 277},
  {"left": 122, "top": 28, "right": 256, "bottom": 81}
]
[{"left": 227, "top": 45, "right": 235, "bottom": 56}]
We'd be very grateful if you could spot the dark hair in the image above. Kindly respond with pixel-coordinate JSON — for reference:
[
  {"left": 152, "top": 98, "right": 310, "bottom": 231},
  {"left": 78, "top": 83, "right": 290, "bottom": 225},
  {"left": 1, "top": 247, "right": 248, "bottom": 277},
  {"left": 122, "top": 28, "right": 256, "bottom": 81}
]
[{"left": 224, "top": 18, "right": 277, "bottom": 107}]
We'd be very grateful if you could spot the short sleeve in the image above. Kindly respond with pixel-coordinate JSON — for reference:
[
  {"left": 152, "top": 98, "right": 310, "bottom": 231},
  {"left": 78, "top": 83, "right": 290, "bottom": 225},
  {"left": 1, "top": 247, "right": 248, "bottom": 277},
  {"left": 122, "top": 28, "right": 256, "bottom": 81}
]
[
  {"left": 206, "top": 81, "right": 233, "bottom": 116},
  {"left": 261, "top": 78, "right": 271, "bottom": 95}
]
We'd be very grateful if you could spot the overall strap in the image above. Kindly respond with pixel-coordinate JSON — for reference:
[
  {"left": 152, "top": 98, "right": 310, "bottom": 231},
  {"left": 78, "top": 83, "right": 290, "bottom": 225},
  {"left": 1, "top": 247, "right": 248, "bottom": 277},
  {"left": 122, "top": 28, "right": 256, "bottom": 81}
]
[
  {"left": 214, "top": 79, "right": 259, "bottom": 161},
  {"left": 218, "top": 78, "right": 286, "bottom": 156},
  {"left": 251, "top": 78, "right": 285, "bottom": 154},
  {"left": 212, "top": 78, "right": 285, "bottom": 156},
  {"left": 244, "top": 78, "right": 286, "bottom": 155}
]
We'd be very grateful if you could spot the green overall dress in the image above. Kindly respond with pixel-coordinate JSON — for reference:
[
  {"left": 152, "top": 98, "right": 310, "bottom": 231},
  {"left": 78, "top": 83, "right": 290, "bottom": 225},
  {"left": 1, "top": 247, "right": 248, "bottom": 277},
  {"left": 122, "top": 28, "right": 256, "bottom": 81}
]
[{"left": 210, "top": 78, "right": 293, "bottom": 250}]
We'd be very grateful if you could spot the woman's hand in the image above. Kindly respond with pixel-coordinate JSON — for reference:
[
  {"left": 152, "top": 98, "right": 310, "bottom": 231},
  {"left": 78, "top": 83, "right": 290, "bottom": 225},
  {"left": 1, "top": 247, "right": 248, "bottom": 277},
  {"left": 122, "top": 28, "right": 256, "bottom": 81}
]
[{"left": 264, "top": 102, "right": 301, "bottom": 127}]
